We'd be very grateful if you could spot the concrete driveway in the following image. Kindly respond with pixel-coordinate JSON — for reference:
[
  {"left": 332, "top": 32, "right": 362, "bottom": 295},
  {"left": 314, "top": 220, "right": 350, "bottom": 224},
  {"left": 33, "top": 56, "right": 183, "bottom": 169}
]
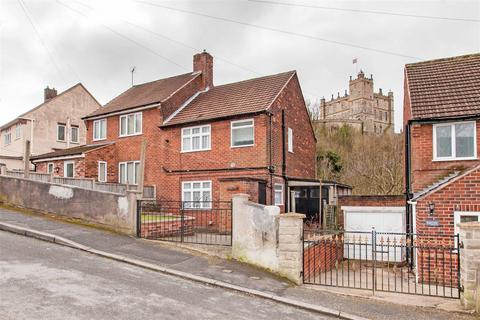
[{"left": 0, "top": 231, "right": 333, "bottom": 320}]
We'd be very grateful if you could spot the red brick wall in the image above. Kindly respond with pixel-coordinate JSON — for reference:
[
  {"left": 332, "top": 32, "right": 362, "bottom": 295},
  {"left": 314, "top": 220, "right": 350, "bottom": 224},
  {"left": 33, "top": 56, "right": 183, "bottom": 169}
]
[
  {"left": 84, "top": 144, "right": 118, "bottom": 182},
  {"left": 161, "top": 76, "right": 203, "bottom": 120},
  {"left": 34, "top": 157, "right": 85, "bottom": 178},
  {"left": 338, "top": 195, "right": 405, "bottom": 207},
  {"left": 303, "top": 236, "right": 344, "bottom": 279},
  {"left": 409, "top": 121, "right": 480, "bottom": 192}
]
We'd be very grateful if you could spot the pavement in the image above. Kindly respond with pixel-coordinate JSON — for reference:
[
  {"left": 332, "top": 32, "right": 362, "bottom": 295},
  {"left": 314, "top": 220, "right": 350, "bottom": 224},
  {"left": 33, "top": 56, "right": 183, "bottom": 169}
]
[
  {"left": 0, "top": 231, "right": 332, "bottom": 320},
  {"left": 0, "top": 206, "right": 477, "bottom": 320}
]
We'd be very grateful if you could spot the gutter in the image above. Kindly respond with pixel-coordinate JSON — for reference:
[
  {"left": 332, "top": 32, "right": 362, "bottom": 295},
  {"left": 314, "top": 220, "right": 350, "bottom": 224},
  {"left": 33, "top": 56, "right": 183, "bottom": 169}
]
[{"left": 162, "top": 166, "right": 268, "bottom": 174}]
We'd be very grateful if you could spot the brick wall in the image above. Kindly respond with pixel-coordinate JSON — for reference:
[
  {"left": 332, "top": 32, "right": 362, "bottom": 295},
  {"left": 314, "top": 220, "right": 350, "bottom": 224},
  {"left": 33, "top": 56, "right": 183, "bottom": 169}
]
[
  {"left": 410, "top": 121, "right": 480, "bottom": 192},
  {"left": 303, "top": 236, "right": 343, "bottom": 279},
  {"left": 35, "top": 157, "right": 85, "bottom": 178},
  {"left": 84, "top": 144, "right": 118, "bottom": 182}
]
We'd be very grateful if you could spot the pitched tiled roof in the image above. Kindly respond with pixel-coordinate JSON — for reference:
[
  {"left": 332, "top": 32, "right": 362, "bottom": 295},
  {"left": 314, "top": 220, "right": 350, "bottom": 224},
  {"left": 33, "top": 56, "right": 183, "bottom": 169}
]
[
  {"left": 31, "top": 142, "right": 113, "bottom": 161},
  {"left": 85, "top": 72, "right": 201, "bottom": 118},
  {"left": 163, "top": 71, "right": 296, "bottom": 126},
  {"left": 406, "top": 53, "right": 480, "bottom": 120}
]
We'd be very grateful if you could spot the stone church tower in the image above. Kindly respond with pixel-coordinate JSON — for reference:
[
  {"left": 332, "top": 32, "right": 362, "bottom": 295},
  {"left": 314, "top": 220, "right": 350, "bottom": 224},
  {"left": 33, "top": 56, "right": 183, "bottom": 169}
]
[{"left": 318, "top": 71, "right": 394, "bottom": 135}]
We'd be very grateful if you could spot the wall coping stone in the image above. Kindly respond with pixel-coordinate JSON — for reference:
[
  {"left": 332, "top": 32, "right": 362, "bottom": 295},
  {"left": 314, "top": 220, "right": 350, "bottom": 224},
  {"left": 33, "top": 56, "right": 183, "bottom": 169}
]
[{"left": 281, "top": 212, "right": 306, "bottom": 219}]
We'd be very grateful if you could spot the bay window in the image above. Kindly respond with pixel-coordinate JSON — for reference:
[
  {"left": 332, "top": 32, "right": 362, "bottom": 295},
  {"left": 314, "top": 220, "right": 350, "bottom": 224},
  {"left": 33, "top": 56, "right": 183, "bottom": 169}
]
[{"left": 434, "top": 122, "right": 476, "bottom": 160}]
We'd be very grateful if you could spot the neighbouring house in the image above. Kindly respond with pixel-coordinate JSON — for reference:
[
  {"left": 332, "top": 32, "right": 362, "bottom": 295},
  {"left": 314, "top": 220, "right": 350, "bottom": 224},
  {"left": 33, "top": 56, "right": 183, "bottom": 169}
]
[
  {"left": 316, "top": 70, "right": 394, "bottom": 135},
  {"left": 33, "top": 52, "right": 318, "bottom": 213},
  {"left": 0, "top": 84, "right": 101, "bottom": 170},
  {"left": 404, "top": 53, "right": 480, "bottom": 237},
  {"left": 404, "top": 53, "right": 480, "bottom": 285}
]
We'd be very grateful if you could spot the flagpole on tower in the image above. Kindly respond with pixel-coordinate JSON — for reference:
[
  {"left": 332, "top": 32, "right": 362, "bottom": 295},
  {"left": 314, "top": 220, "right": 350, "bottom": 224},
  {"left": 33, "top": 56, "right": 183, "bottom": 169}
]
[{"left": 352, "top": 58, "right": 358, "bottom": 75}]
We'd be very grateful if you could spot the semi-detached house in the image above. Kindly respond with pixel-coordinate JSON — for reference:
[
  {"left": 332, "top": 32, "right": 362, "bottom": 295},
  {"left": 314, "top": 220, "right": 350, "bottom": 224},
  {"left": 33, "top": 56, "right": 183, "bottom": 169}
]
[{"left": 32, "top": 52, "right": 318, "bottom": 213}]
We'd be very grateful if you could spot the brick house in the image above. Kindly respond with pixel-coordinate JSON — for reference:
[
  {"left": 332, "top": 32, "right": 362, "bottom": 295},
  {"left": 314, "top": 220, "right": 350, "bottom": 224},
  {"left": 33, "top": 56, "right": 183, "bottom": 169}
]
[
  {"left": 33, "top": 52, "right": 317, "bottom": 212},
  {"left": 404, "top": 54, "right": 480, "bottom": 284},
  {"left": 0, "top": 84, "right": 101, "bottom": 170}
]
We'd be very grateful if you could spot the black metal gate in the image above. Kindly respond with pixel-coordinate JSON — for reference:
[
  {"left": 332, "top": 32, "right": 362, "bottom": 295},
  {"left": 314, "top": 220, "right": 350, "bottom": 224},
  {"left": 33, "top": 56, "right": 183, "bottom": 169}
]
[
  {"left": 137, "top": 200, "right": 232, "bottom": 246},
  {"left": 303, "top": 228, "right": 461, "bottom": 298}
]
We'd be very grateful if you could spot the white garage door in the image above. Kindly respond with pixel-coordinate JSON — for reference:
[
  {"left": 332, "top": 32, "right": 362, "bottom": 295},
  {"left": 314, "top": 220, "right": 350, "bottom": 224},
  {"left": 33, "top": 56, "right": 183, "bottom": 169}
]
[{"left": 342, "top": 206, "right": 406, "bottom": 262}]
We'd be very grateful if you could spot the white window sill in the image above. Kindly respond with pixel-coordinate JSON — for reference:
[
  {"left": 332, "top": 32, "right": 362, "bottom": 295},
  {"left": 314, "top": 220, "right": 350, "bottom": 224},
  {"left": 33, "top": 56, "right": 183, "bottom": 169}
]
[
  {"left": 432, "top": 157, "right": 478, "bottom": 162},
  {"left": 93, "top": 138, "right": 107, "bottom": 142},
  {"left": 181, "top": 148, "right": 211, "bottom": 153},
  {"left": 119, "top": 133, "right": 142, "bottom": 138},
  {"left": 56, "top": 140, "right": 66, "bottom": 143},
  {"left": 70, "top": 141, "right": 80, "bottom": 144},
  {"left": 231, "top": 144, "right": 254, "bottom": 148}
]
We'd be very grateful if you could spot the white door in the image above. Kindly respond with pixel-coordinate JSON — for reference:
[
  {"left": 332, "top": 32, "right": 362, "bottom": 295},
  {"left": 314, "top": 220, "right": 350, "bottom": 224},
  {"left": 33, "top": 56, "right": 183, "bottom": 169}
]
[{"left": 342, "top": 206, "right": 406, "bottom": 262}]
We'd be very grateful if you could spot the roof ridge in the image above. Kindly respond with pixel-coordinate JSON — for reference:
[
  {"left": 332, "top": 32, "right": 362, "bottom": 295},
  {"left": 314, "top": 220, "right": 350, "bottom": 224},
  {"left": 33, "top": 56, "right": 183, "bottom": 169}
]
[
  {"left": 406, "top": 52, "right": 480, "bottom": 68},
  {"left": 211, "top": 70, "right": 296, "bottom": 89},
  {"left": 132, "top": 72, "right": 198, "bottom": 88}
]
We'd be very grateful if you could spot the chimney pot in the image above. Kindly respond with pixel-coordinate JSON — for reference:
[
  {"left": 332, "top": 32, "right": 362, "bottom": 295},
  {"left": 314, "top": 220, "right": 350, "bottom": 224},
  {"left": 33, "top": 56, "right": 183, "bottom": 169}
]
[
  {"left": 44, "top": 86, "right": 57, "bottom": 101},
  {"left": 193, "top": 51, "right": 214, "bottom": 90}
]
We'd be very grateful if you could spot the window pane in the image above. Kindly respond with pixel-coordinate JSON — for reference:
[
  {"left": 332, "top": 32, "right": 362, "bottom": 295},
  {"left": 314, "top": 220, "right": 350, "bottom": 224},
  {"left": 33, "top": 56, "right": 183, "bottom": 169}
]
[
  {"left": 202, "top": 182, "right": 210, "bottom": 188},
  {"left": 460, "top": 215, "right": 479, "bottom": 223},
  {"left": 183, "top": 128, "right": 191, "bottom": 135},
  {"left": 71, "top": 127, "right": 78, "bottom": 143},
  {"left": 58, "top": 125, "right": 65, "bottom": 141},
  {"left": 127, "top": 163, "right": 134, "bottom": 183},
  {"left": 119, "top": 164, "right": 125, "bottom": 183},
  {"left": 128, "top": 115, "right": 135, "bottom": 134},
  {"left": 183, "top": 137, "right": 191, "bottom": 151},
  {"left": 66, "top": 163, "right": 73, "bottom": 177},
  {"left": 193, "top": 191, "right": 201, "bottom": 201},
  {"left": 202, "top": 135, "right": 210, "bottom": 149},
  {"left": 120, "top": 116, "right": 126, "bottom": 135},
  {"left": 192, "top": 136, "right": 200, "bottom": 150},
  {"left": 202, "top": 126, "right": 210, "bottom": 133},
  {"left": 275, "top": 192, "right": 282, "bottom": 205},
  {"left": 232, "top": 120, "right": 253, "bottom": 128},
  {"left": 232, "top": 127, "right": 254, "bottom": 146},
  {"left": 101, "top": 120, "right": 106, "bottom": 139},
  {"left": 192, "top": 128, "right": 200, "bottom": 134},
  {"left": 455, "top": 123, "right": 475, "bottom": 158},
  {"left": 436, "top": 125, "right": 452, "bottom": 157},
  {"left": 135, "top": 114, "right": 142, "bottom": 133},
  {"left": 193, "top": 182, "right": 201, "bottom": 189},
  {"left": 183, "top": 191, "right": 192, "bottom": 202}
]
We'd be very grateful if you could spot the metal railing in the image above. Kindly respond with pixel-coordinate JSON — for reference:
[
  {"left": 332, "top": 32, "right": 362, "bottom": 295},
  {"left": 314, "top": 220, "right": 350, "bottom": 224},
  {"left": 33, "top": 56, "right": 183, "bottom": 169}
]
[
  {"left": 303, "top": 229, "right": 461, "bottom": 299},
  {"left": 4, "top": 170, "right": 155, "bottom": 199},
  {"left": 137, "top": 200, "right": 232, "bottom": 246}
]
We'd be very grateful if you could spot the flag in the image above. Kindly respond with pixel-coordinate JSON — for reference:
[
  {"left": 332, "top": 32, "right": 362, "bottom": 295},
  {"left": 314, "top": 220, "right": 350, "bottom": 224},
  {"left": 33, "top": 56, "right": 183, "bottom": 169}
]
[{"left": 352, "top": 58, "right": 358, "bottom": 64}]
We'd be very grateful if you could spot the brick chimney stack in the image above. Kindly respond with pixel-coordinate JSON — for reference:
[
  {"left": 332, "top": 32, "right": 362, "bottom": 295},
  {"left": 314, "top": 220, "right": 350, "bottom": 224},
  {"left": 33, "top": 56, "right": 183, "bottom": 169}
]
[
  {"left": 193, "top": 50, "right": 213, "bottom": 90},
  {"left": 44, "top": 86, "right": 57, "bottom": 101}
]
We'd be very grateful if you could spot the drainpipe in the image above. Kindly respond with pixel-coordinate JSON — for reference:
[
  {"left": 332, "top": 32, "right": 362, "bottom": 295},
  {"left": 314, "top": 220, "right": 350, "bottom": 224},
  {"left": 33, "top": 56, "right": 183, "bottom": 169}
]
[
  {"left": 281, "top": 110, "right": 288, "bottom": 210},
  {"left": 267, "top": 111, "right": 274, "bottom": 205},
  {"left": 405, "top": 121, "right": 413, "bottom": 234}
]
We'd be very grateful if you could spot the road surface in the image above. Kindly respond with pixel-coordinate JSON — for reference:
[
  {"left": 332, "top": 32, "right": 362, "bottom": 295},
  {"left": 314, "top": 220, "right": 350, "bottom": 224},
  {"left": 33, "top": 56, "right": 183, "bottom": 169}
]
[{"left": 0, "top": 231, "right": 333, "bottom": 320}]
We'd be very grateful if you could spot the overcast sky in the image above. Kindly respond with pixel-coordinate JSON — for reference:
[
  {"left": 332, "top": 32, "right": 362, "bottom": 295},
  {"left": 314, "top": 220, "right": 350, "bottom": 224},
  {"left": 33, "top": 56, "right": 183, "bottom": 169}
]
[{"left": 0, "top": 0, "right": 479, "bottom": 132}]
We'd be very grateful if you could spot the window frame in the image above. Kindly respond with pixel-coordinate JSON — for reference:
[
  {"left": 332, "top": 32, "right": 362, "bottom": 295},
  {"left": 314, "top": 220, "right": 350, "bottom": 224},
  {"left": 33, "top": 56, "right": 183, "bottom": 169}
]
[
  {"left": 181, "top": 180, "right": 212, "bottom": 209},
  {"left": 98, "top": 161, "right": 107, "bottom": 182},
  {"left": 119, "top": 112, "right": 142, "bottom": 137},
  {"left": 70, "top": 126, "right": 79, "bottom": 144},
  {"left": 274, "top": 183, "right": 284, "bottom": 206},
  {"left": 118, "top": 161, "right": 140, "bottom": 185},
  {"left": 47, "top": 162, "right": 54, "bottom": 174},
  {"left": 231, "top": 118, "right": 255, "bottom": 148},
  {"left": 288, "top": 127, "right": 294, "bottom": 153},
  {"left": 181, "top": 124, "right": 211, "bottom": 153},
  {"left": 57, "top": 123, "right": 66, "bottom": 142},
  {"left": 64, "top": 161, "right": 75, "bottom": 178},
  {"left": 93, "top": 119, "right": 107, "bottom": 141},
  {"left": 3, "top": 128, "right": 11, "bottom": 146},
  {"left": 432, "top": 121, "right": 477, "bottom": 161},
  {"left": 15, "top": 124, "right": 21, "bottom": 140}
]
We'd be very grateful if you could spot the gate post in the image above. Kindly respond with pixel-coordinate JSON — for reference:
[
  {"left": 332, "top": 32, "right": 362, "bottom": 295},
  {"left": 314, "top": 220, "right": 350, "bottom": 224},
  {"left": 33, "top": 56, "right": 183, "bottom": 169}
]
[
  {"left": 458, "top": 222, "right": 480, "bottom": 310},
  {"left": 278, "top": 212, "right": 306, "bottom": 285}
]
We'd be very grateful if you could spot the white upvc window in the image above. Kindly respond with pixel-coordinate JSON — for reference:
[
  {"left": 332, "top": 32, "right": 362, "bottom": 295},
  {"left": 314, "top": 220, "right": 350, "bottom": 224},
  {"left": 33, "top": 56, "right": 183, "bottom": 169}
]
[
  {"left": 433, "top": 121, "right": 477, "bottom": 161},
  {"left": 64, "top": 161, "right": 74, "bottom": 178},
  {"left": 181, "top": 125, "right": 211, "bottom": 152},
  {"left": 70, "top": 126, "right": 79, "bottom": 143},
  {"left": 3, "top": 129, "right": 11, "bottom": 146},
  {"left": 119, "top": 161, "right": 140, "bottom": 185},
  {"left": 47, "top": 163, "right": 54, "bottom": 174},
  {"left": 15, "top": 124, "right": 21, "bottom": 140},
  {"left": 231, "top": 119, "right": 254, "bottom": 147},
  {"left": 93, "top": 119, "right": 107, "bottom": 141},
  {"left": 182, "top": 181, "right": 212, "bottom": 209},
  {"left": 119, "top": 112, "right": 142, "bottom": 137},
  {"left": 98, "top": 161, "right": 107, "bottom": 182},
  {"left": 288, "top": 127, "right": 294, "bottom": 153},
  {"left": 57, "top": 123, "right": 66, "bottom": 142},
  {"left": 274, "top": 183, "right": 284, "bottom": 206}
]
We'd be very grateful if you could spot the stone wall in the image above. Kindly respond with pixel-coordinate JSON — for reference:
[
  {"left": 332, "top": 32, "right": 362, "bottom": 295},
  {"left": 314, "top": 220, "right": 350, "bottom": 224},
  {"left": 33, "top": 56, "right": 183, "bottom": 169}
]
[
  {"left": 459, "top": 221, "right": 480, "bottom": 312},
  {"left": 232, "top": 194, "right": 305, "bottom": 284},
  {"left": 0, "top": 175, "right": 137, "bottom": 235}
]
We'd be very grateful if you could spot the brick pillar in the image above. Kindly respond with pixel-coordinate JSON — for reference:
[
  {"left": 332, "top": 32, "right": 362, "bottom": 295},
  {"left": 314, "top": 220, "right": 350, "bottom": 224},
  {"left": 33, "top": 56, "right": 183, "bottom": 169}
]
[
  {"left": 459, "top": 221, "right": 480, "bottom": 312},
  {"left": 278, "top": 213, "right": 305, "bottom": 285}
]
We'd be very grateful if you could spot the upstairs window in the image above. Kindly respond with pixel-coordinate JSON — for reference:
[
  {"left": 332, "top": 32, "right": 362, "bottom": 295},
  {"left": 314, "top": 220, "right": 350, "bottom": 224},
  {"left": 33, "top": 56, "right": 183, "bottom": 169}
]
[
  {"left": 70, "top": 126, "right": 79, "bottom": 143},
  {"left": 120, "top": 112, "right": 142, "bottom": 137},
  {"left": 231, "top": 119, "right": 254, "bottom": 147},
  {"left": 93, "top": 119, "right": 107, "bottom": 141},
  {"left": 57, "top": 123, "right": 66, "bottom": 142},
  {"left": 434, "top": 122, "right": 476, "bottom": 161},
  {"left": 182, "top": 125, "right": 211, "bottom": 152},
  {"left": 3, "top": 129, "right": 11, "bottom": 146},
  {"left": 288, "top": 127, "right": 294, "bottom": 153},
  {"left": 15, "top": 124, "right": 21, "bottom": 139}
]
